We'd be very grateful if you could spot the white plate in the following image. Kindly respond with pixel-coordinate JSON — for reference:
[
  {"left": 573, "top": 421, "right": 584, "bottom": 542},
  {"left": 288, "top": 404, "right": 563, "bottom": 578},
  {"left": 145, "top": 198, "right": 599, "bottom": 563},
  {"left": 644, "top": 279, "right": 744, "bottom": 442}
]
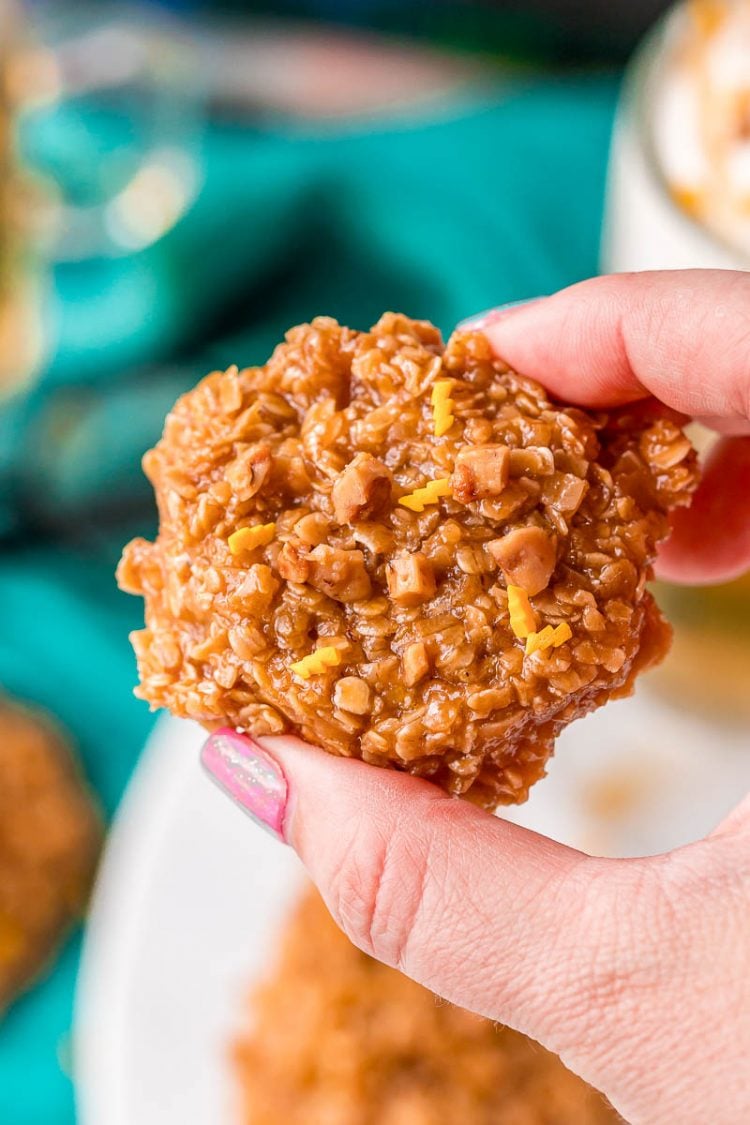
[
  {"left": 74, "top": 718, "right": 306, "bottom": 1125},
  {"left": 75, "top": 694, "right": 750, "bottom": 1125}
]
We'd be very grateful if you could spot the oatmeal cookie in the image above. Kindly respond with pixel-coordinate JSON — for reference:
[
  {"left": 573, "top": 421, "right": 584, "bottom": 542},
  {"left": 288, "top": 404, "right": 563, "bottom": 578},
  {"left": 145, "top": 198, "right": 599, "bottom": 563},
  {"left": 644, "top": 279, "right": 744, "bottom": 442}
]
[
  {"left": 235, "top": 887, "right": 619, "bottom": 1124},
  {"left": 118, "top": 315, "right": 698, "bottom": 807},
  {"left": 0, "top": 700, "right": 101, "bottom": 1012}
]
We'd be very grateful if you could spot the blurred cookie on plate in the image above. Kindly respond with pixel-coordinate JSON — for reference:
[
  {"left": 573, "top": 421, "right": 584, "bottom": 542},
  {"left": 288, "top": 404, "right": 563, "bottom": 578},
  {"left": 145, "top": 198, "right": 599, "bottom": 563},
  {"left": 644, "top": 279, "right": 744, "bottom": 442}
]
[
  {"left": 235, "top": 887, "right": 619, "bottom": 1124},
  {"left": 0, "top": 698, "right": 101, "bottom": 1012}
]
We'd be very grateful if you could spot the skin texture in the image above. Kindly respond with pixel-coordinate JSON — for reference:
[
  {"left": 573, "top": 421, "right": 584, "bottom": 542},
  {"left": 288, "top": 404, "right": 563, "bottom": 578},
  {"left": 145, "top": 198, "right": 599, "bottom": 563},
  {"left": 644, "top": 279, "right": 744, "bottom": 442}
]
[{"left": 205, "top": 271, "right": 750, "bottom": 1125}]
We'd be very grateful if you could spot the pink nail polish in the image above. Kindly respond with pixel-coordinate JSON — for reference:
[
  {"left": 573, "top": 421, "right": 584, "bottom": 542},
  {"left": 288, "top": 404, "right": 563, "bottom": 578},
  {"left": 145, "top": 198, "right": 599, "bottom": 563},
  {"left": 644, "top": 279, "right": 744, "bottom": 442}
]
[{"left": 201, "top": 729, "right": 288, "bottom": 840}]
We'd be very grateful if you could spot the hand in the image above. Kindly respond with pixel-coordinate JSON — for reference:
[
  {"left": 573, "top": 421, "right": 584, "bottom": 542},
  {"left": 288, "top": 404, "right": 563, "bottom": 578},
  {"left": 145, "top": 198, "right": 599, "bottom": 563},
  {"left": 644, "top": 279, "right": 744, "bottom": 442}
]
[
  {"left": 475, "top": 269, "right": 750, "bottom": 586},
  {"left": 202, "top": 270, "right": 750, "bottom": 1125}
]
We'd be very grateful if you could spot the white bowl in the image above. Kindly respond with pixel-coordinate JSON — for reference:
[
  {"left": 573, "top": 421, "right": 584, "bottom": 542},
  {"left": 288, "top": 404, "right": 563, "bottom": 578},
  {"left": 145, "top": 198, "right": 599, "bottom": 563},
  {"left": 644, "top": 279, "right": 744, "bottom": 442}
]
[{"left": 74, "top": 695, "right": 750, "bottom": 1125}]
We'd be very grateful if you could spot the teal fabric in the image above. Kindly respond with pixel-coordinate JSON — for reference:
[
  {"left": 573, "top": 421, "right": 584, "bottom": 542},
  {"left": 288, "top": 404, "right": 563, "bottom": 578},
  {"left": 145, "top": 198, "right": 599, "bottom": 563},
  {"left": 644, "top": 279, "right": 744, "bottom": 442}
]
[{"left": 0, "top": 72, "right": 618, "bottom": 1122}]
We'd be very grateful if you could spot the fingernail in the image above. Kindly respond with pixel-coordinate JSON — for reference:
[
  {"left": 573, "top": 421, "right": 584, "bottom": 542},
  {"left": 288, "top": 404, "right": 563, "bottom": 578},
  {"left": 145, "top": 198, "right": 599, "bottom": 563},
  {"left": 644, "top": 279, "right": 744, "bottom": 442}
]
[
  {"left": 458, "top": 296, "right": 545, "bottom": 331},
  {"left": 201, "top": 729, "right": 288, "bottom": 841}
]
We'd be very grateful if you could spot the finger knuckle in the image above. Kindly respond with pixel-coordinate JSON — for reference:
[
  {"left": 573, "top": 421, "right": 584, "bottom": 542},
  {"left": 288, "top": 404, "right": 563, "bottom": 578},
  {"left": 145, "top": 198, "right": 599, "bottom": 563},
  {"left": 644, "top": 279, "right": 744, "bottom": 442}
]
[{"left": 326, "top": 814, "right": 432, "bottom": 971}]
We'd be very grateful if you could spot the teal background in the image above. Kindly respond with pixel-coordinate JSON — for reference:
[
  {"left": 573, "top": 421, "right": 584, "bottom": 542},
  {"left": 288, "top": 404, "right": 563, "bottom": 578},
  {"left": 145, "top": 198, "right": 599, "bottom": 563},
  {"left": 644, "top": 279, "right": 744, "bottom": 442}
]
[{"left": 0, "top": 73, "right": 618, "bottom": 1121}]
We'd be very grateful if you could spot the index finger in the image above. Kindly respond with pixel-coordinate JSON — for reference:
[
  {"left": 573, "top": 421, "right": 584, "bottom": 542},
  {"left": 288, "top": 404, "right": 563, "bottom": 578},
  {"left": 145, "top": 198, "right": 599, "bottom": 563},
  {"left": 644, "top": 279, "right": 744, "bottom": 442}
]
[
  {"left": 479, "top": 269, "right": 750, "bottom": 428},
  {"left": 478, "top": 269, "right": 750, "bottom": 584}
]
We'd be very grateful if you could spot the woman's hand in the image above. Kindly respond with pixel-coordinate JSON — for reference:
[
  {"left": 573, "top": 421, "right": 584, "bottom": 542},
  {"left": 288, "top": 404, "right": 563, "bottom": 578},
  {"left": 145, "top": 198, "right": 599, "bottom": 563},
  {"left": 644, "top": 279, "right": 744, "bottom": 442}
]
[
  {"left": 202, "top": 270, "right": 750, "bottom": 1125},
  {"left": 474, "top": 268, "right": 750, "bottom": 585}
]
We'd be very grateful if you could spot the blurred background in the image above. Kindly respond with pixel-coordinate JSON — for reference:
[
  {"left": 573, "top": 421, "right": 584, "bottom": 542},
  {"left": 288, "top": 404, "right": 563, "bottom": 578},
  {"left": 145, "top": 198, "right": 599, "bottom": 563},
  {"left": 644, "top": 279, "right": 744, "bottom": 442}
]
[{"left": 0, "top": 1, "right": 748, "bottom": 1122}]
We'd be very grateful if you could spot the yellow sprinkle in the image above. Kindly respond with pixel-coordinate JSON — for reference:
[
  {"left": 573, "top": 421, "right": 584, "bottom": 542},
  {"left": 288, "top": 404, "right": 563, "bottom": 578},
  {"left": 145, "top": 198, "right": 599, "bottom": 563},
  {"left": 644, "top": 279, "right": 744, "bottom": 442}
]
[
  {"left": 398, "top": 477, "right": 453, "bottom": 512},
  {"left": 431, "top": 379, "right": 456, "bottom": 437},
  {"left": 525, "top": 626, "right": 555, "bottom": 656},
  {"left": 551, "top": 622, "right": 572, "bottom": 648},
  {"left": 507, "top": 585, "right": 538, "bottom": 640},
  {"left": 430, "top": 379, "right": 454, "bottom": 405},
  {"left": 228, "top": 523, "right": 276, "bottom": 556},
  {"left": 525, "top": 621, "right": 573, "bottom": 656},
  {"left": 290, "top": 646, "right": 342, "bottom": 680},
  {"left": 433, "top": 403, "right": 455, "bottom": 437}
]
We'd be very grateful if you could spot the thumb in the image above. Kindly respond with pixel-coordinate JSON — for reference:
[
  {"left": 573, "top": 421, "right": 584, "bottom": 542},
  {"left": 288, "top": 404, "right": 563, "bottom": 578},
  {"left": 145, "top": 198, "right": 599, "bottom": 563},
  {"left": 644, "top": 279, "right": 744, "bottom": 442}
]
[{"left": 201, "top": 728, "right": 669, "bottom": 1106}]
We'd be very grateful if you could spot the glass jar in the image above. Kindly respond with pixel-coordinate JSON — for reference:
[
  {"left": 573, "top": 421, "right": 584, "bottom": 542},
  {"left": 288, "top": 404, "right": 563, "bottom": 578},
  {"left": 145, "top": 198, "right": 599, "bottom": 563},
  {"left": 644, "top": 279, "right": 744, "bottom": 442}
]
[{"left": 602, "top": 0, "right": 750, "bottom": 273}]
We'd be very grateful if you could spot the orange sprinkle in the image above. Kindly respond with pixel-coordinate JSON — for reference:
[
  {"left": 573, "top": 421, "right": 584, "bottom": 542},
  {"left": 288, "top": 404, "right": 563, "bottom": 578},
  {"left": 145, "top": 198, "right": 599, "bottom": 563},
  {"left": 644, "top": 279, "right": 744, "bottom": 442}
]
[
  {"left": 525, "top": 626, "right": 555, "bottom": 656},
  {"left": 228, "top": 523, "right": 276, "bottom": 556},
  {"left": 507, "top": 585, "right": 537, "bottom": 640},
  {"left": 290, "top": 646, "right": 342, "bottom": 680},
  {"left": 525, "top": 621, "right": 573, "bottom": 656},
  {"left": 431, "top": 379, "right": 456, "bottom": 437},
  {"left": 398, "top": 477, "right": 452, "bottom": 512},
  {"left": 551, "top": 622, "right": 572, "bottom": 647},
  {"left": 430, "top": 379, "right": 454, "bottom": 405}
]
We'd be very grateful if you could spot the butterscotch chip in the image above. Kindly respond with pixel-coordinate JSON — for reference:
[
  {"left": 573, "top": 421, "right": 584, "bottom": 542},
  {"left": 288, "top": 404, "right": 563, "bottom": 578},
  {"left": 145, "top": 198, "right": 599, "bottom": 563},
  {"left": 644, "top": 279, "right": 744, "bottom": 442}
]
[
  {"left": 332, "top": 452, "right": 392, "bottom": 524},
  {"left": 234, "top": 888, "right": 620, "bottom": 1124},
  {"left": 489, "top": 525, "right": 557, "bottom": 596},
  {"left": 0, "top": 700, "right": 101, "bottom": 1013},
  {"left": 277, "top": 539, "right": 311, "bottom": 584},
  {"left": 453, "top": 443, "right": 510, "bottom": 502},
  {"left": 386, "top": 552, "right": 436, "bottom": 606},
  {"left": 403, "top": 640, "right": 431, "bottom": 687},
  {"left": 307, "top": 544, "right": 372, "bottom": 602},
  {"left": 118, "top": 314, "right": 699, "bottom": 808},
  {"left": 333, "top": 676, "right": 372, "bottom": 715}
]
